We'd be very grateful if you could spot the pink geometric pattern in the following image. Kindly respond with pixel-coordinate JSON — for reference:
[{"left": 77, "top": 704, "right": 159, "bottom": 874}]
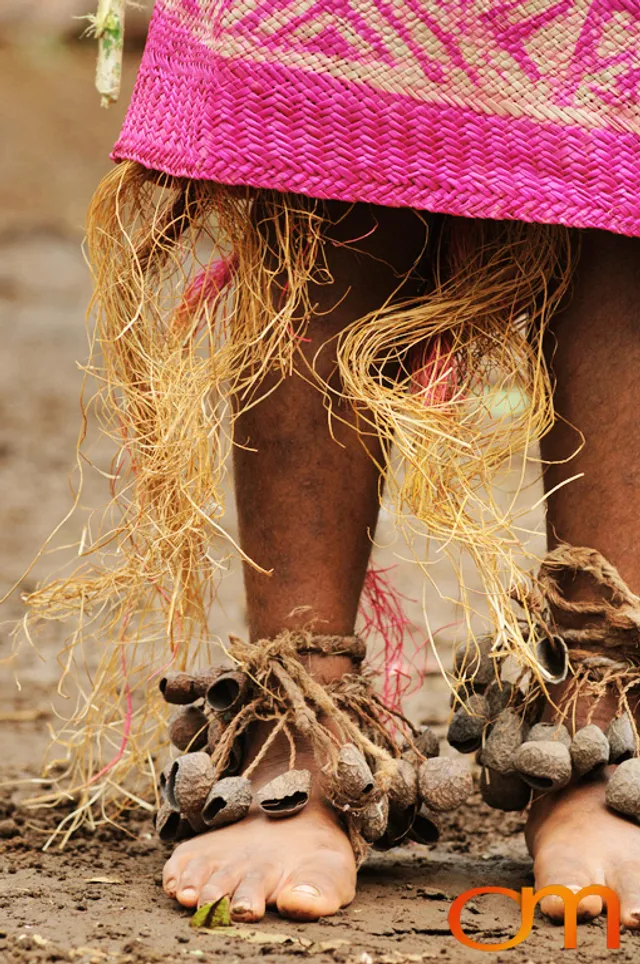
[{"left": 113, "top": 0, "right": 640, "bottom": 235}]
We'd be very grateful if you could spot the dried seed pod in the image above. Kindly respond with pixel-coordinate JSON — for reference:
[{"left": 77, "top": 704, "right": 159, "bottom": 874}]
[
  {"left": 159, "top": 761, "right": 174, "bottom": 804},
  {"left": 388, "top": 759, "right": 418, "bottom": 811},
  {"left": 205, "top": 725, "right": 243, "bottom": 776},
  {"left": 192, "top": 668, "right": 227, "bottom": 698},
  {"left": 407, "top": 806, "right": 440, "bottom": 845},
  {"left": 335, "top": 744, "right": 375, "bottom": 802},
  {"left": 523, "top": 689, "right": 547, "bottom": 726},
  {"left": 354, "top": 795, "right": 389, "bottom": 843},
  {"left": 375, "top": 760, "right": 418, "bottom": 849},
  {"left": 206, "top": 672, "right": 249, "bottom": 713},
  {"left": 159, "top": 672, "right": 200, "bottom": 705},
  {"left": 527, "top": 722, "right": 572, "bottom": 748},
  {"left": 570, "top": 724, "right": 610, "bottom": 776},
  {"left": 256, "top": 769, "right": 312, "bottom": 818},
  {"left": 185, "top": 811, "right": 208, "bottom": 834},
  {"left": 202, "top": 776, "right": 253, "bottom": 828},
  {"left": 159, "top": 668, "right": 227, "bottom": 705},
  {"left": 447, "top": 693, "right": 489, "bottom": 754},
  {"left": 156, "top": 801, "right": 192, "bottom": 842},
  {"left": 453, "top": 636, "right": 495, "bottom": 690},
  {"left": 156, "top": 801, "right": 181, "bottom": 841},
  {"left": 535, "top": 635, "right": 569, "bottom": 684},
  {"left": 481, "top": 709, "right": 528, "bottom": 774},
  {"left": 480, "top": 767, "right": 531, "bottom": 811},
  {"left": 513, "top": 740, "right": 572, "bottom": 791},
  {"left": 607, "top": 714, "right": 636, "bottom": 764},
  {"left": 375, "top": 801, "right": 418, "bottom": 850},
  {"left": 418, "top": 757, "right": 473, "bottom": 812},
  {"left": 206, "top": 716, "right": 226, "bottom": 755},
  {"left": 167, "top": 752, "right": 215, "bottom": 814},
  {"left": 412, "top": 726, "right": 440, "bottom": 760},
  {"left": 177, "top": 817, "right": 196, "bottom": 841},
  {"left": 605, "top": 758, "right": 640, "bottom": 819},
  {"left": 222, "top": 737, "right": 245, "bottom": 777},
  {"left": 485, "top": 680, "right": 516, "bottom": 720},
  {"left": 168, "top": 706, "right": 209, "bottom": 752}
]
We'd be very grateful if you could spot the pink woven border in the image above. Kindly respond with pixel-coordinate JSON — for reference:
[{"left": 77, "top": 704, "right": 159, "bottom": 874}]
[{"left": 112, "top": 15, "right": 640, "bottom": 237}]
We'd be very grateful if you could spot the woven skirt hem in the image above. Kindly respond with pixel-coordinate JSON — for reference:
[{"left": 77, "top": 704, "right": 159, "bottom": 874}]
[{"left": 112, "top": 25, "right": 640, "bottom": 237}]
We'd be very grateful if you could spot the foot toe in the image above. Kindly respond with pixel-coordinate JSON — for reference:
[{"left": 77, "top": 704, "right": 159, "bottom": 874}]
[
  {"left": 621, "top": 909, "right": 640, "bottom": 930},
  {"left": 176, "top": 857, "right": 218, "bottom": 907},
  {"left": 199, "top": 867, "right": 244, "bottom": 910},
  {"left": 277, "top": 880, "right": 338, "bottom": 921},
  {"left": 230, "top": 871, "right": 268, "bottom": 922},
  {"left": 277, "top": 860, "right": 354, "bottom": 921},
  {"left": 618, "top": 904, "right": 640, "bottom": 930},
  {"left": 534, "top": 849, "right": 604, "bottom": 921},
  {"left": 164, "top": 877, "right": 178, "bottom": 898},
  {"left": 611, "top": 861, "right": 640, "bottom": 928},
  {"left": 163, "top": 855, "right": 182, "bottom": 898},
  {"left": 538, "top": 886, "right": 603, "bottom": 922}
]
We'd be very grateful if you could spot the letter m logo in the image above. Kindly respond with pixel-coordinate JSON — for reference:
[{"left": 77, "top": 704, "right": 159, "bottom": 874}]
[
  {"left": 522, "top": 885, "right": 621, "bottom": 949},
  {"left": 449, "top": 884, "right": 621, "bottom": 951}
]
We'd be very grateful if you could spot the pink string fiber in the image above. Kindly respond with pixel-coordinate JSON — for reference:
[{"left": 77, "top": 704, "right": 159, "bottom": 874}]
[
  {"left": 359, "top": 564, "right": 436, "bottom": 716},
  {"left": 172, "top": 255, "right": 238, "bottom": 335},
  {"left": 88, "top": 629, "right": 133, "bottom": 786},
  {"left": 410, "top": 333, "right": 458, "bottom": 405}
]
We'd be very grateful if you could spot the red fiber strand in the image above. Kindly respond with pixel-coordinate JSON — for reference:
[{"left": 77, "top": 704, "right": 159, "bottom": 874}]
[{"left": 359, "top": 565, "right": 434, "bottom": 715}]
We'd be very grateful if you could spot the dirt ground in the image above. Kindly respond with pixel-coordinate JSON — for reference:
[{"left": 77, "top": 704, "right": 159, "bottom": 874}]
[{"left": 0, "top": 37, "right": 634, "bottom": 964}]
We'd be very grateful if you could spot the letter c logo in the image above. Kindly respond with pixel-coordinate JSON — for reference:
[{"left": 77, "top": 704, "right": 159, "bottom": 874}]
[{"left": 449, "top": 886, "right": 533, "bottom": 951}]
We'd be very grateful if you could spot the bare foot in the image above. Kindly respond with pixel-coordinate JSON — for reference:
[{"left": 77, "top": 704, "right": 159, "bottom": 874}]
[
  {"left": 525, "top": 689, "right": 640, "bottom": 928},
  {"left": 162, "top": 725, "right": 356, "bottom": 922}
]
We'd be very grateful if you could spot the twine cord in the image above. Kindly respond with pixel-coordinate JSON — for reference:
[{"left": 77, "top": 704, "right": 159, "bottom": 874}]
[
  {"left": 15, "top": 164, "right": 573, "bottom": 839},
  {"left": 524, "top": 546, "right": 640, "bottom": 747}
]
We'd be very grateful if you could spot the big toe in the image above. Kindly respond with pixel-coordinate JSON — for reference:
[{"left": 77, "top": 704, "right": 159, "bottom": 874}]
[
  {"left": 276, "top": 858, "right": 355, "bottom": 921},
  {"left": 534, "top": 847, "right": 604, "bottom": 921}
]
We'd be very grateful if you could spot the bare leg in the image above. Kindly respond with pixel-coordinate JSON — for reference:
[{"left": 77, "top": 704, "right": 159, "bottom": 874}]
[
  {"left": 526, "top": 230, "right": 640, "bottom": 927},
  {"left": 163, "top": 201, "right": 429, "bottom": 921},
  {"left": 234, "top": 201, "right": 421, "bottom": 641}
]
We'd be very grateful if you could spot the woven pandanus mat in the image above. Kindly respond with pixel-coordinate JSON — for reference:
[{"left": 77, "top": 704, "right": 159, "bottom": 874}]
[{"left": 113, "top": 0, "right": 640, "bottom": 234}]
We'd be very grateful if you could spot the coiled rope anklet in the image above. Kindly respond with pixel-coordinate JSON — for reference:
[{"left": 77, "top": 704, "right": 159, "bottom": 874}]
[
  {"left": 156, "top": 631, "right": 473, "bottom": 862},
  {"left": 448, "top": 546, "right": 640, "bottom": 818}
]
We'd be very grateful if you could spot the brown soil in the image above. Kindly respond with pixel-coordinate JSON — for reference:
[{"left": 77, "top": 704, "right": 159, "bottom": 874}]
[{"left": 0, "top": 39, "right": 632, "bottom": 964}]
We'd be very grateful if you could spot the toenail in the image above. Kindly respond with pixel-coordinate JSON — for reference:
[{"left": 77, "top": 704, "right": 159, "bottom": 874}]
[
  {"left": 165, "top": 878, "right": 176, "bottom": 890},
  {"left": 179, "top": 887, "right": 197, "bottom": 900},
  {"left": 291, "top": 884, "right": 320, "bottom": 897},
  {"left": 232, "top": 902, "right": 252, "bottom": 915}
]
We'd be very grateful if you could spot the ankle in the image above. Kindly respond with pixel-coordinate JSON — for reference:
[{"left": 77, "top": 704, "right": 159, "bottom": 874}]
[
  {"left": 306, "top": 653, "right": 356, "bottom": 683},
  {"left": 247, "top": 628, "right": 363, "bottom": 682},
  {"left": 243, "top": 720, "right": 317, "bottom": 784},
  {"left": 545, "top": 679, "right": 620, "bottom": 731}
]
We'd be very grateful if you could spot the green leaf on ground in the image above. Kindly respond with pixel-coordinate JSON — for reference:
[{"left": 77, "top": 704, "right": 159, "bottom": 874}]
[{"left": 190, "top": 896, "right": 232, "bottom": 929}]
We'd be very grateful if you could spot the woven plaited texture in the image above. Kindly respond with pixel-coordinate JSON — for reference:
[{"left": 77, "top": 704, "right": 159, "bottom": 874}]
[{"left": 113, "top": 0, "right": 640, "bottom": 236}]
